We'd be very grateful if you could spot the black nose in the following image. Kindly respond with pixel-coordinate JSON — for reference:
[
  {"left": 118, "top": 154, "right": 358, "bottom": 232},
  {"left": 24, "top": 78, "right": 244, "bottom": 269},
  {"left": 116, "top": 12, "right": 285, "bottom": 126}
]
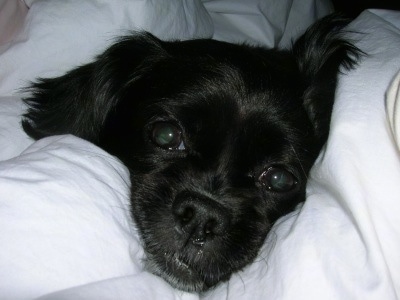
[{"left": 172, "top": 191, "right": 230, "bottom": 246}]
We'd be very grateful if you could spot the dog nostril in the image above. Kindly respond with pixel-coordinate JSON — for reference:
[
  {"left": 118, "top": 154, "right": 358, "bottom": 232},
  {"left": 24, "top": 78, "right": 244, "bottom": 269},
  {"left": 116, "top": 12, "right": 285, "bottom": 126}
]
[
  {"left": 204, "top": 219, "right": 216, "bottom": 235},
  {"left": 176, "top": 207, "right": 195, "bottom": 229},
  {"left": 180, "top": 207, "right": 194, "bottom": 224}
]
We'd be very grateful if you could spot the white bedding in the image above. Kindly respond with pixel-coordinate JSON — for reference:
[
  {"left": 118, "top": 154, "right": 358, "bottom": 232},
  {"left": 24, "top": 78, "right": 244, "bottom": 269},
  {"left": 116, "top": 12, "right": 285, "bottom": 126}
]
[{"left": 1, "top": 1, "right": 400, "bottom": 299}]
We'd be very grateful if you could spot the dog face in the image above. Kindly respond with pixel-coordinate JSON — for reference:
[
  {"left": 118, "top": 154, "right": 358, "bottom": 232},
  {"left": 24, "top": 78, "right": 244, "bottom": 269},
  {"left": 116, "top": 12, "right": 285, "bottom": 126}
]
[
  {"left": 103, "top": 54, "right": 316, "bottom": 291},
  {"left": 22, "top": 15, "right": 360, "bottom": 292}
]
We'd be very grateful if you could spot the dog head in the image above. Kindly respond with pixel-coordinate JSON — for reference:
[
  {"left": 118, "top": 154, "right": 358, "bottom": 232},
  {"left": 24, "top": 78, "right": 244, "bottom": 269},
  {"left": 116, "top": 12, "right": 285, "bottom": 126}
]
[{"left": 22, "top": 15, "right": 360, "bottom": 292}]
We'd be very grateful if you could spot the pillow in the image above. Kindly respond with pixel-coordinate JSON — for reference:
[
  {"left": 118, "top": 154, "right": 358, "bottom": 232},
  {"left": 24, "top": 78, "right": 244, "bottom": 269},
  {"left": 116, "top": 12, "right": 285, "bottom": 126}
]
[
  {"left": 202, "top": 0, "right": 333, "bottom": 47},
  {"left": 0, "top": 135, "right": 141, "bottom": 299},
  {"left": 386, "top": 70, "right": 400, "bottom": 150},
  {"left": 0, "top": 0, "right": 213, "bottom": 96},
  {"left": 0, "top": 96, "right": 31, "bottom": 161}
]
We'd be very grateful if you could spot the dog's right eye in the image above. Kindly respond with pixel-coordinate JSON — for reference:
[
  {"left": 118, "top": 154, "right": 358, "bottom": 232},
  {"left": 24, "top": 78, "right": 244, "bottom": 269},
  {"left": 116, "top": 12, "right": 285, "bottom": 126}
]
[{"left": 151, "top": 122, "right": 185, "bottom": 150}]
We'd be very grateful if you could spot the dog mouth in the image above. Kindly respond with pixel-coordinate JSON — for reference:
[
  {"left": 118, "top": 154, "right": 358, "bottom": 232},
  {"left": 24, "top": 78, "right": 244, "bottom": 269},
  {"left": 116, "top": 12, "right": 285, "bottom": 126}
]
[{"left": 145, "top": 251, "right": 230, "bottom": 292}]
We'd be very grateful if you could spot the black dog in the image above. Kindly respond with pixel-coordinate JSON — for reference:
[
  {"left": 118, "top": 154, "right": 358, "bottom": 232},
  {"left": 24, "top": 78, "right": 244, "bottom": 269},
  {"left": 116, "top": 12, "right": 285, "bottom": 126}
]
[{"left": 22, "top": 15, "right": 360, "bottom": 292}]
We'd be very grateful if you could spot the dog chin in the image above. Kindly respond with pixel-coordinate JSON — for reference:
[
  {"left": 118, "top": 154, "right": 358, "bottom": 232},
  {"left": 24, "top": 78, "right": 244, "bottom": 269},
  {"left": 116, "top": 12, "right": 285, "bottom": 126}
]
[{"left": 144, "top": 253, "right": 229, "bottom": 292}]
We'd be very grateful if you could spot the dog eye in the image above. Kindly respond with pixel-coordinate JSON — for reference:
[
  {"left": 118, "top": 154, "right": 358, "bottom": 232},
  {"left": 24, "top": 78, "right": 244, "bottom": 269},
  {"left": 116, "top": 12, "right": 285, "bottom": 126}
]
[
  {"left": 151, "top": 122, "right": 185, "bottom": 150},
  {"left": 259, "top": 167, "right": 297, "bottom": 192}
]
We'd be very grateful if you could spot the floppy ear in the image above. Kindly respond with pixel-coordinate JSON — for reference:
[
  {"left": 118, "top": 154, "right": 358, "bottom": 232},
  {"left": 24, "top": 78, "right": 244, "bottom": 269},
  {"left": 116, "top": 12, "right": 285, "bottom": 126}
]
[
  {"left": 292, "top": 14, "right": 362, "bottom": 144},
  {"left": 22, "top": 32, "right": 166, "bottom": 143}
]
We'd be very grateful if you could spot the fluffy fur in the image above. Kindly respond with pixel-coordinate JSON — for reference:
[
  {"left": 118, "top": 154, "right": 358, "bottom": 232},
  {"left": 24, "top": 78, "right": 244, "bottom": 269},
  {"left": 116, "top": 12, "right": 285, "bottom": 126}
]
[{"left": 22, "top": 15, "right": 361, "bottom": 292}]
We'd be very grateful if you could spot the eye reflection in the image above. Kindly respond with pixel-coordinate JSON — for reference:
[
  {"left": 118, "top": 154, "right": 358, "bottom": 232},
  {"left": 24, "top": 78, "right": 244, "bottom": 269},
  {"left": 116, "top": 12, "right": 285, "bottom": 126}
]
[
  {"left": 151, "top": 122, "right": 185, "bottom": 150},
  {"left": 259, "top": 166, "right": 297, "bottom": 192}
]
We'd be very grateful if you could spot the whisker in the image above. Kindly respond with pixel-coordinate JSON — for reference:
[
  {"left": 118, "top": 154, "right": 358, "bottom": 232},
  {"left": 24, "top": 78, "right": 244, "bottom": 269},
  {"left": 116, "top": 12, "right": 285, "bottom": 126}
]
[{"left": 288, "top": 141, "right": 308, "bottom": 180}]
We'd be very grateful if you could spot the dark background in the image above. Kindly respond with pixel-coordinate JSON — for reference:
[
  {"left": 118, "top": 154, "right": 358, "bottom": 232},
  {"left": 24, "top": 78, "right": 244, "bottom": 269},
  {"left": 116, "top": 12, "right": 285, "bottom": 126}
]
[{"left": 331, "top": 0, "right": 400, "bottom": 17}]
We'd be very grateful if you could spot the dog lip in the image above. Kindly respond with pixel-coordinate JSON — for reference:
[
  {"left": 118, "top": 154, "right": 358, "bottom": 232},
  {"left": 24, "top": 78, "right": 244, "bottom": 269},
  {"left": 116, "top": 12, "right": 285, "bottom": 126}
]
[
  {"left": 168, "top": 253, "right": 198, "bottom": 275},
  {"left": 172, "top": 254, "right": 190, "bottom": 269},
  {"left": 157, "top": 252, "right": 209, "bottom": 291},
  {"left": 166, "top": 252, "right": 229, "bottom": 290}
]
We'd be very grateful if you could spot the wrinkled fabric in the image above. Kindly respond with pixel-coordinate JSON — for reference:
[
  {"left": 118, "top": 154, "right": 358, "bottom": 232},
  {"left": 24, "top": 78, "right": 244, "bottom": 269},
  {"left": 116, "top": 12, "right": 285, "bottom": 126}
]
[{"left": 1, "top": 1, "right": 399, "bottom": 300}]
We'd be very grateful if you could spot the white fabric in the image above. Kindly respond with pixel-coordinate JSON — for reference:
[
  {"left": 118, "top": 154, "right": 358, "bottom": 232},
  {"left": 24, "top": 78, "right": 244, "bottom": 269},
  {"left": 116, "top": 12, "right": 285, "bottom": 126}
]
[
  {"left": 0, "top": 96, "right": 31, "bottom": 161},
  {"left": 387, "top": 70, "right": 400, "bottom": 151},
  {"left": 202, "top": 0, "right": 334, "bottom": 48},
  {"left": 2, "top": 1, "right": 400, "bottom": 300},
  {"left": 0, "top": 136, "right": 140, "bottom": 299},
  {"left": 0, "top": 0, "right": 214, "bottom": 96}
]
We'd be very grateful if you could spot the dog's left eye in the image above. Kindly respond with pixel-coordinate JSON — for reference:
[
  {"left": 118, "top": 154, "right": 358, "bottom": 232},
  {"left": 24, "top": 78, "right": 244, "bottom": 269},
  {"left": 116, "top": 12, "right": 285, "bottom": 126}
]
[
  {"left": 151, "top": 122, "right": 185, "bottom": 150},
  {"left": 259, "top": 166, "right": 297, "bottom": 192}
]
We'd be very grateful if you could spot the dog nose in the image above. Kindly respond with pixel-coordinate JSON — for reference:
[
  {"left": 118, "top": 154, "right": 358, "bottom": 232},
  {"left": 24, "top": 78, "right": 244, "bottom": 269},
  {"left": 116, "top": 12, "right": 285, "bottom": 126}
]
[{"left": 172, "top": 191, "right": 230, "bottom": 246}]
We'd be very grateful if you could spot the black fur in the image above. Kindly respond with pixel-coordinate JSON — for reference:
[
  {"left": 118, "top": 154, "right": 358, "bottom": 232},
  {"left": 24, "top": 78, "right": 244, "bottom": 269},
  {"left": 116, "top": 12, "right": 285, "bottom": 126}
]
[{"left": 22, "top": 15, "right": 361, "bottom": 292}]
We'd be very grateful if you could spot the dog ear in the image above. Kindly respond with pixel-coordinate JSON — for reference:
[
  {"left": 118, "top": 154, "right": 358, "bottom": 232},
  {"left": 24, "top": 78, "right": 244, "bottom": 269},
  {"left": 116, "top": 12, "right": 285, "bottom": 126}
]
[
  {"left": 22, "top": 32, "right": 166, "bottom": 143},
  {"left": 292, "top": 14, "right": 362, "bottom": 145}
]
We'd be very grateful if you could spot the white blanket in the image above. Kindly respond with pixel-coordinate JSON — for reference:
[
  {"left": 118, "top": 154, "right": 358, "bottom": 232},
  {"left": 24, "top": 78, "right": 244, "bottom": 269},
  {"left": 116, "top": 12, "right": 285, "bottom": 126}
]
[{"left": 1, "top": 1, "right": 399, "bottom": 299}]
